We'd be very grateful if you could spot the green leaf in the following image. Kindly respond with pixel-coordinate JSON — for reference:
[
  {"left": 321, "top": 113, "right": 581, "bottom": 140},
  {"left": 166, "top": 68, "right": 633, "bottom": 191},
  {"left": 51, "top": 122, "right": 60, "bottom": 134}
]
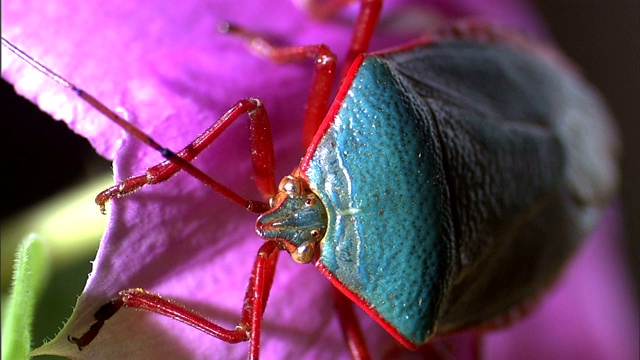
[{"left": 2, "top": 235, "right": 50, "bottom": 360}]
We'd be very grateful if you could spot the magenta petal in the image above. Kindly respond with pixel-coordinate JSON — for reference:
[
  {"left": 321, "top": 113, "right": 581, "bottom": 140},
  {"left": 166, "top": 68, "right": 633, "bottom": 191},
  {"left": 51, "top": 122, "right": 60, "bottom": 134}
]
[
  {"left": 485, "top": 208, "right": 639, "bottom": 360},
  {"left": 5, "top": 0, "right": 635, "bottom": 359}
]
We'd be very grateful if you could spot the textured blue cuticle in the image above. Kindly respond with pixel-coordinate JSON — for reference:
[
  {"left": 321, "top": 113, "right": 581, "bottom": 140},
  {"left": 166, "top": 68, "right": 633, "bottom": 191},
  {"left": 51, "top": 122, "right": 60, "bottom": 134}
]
[{"left": 305, "top": 57, "right": 450, "bottom": 345}]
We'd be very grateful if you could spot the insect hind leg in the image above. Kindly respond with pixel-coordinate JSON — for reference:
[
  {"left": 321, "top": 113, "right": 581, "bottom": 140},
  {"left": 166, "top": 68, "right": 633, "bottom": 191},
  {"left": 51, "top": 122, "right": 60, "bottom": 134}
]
[{"left": 334, "top": 288, "right": 372, "bottom": 360}]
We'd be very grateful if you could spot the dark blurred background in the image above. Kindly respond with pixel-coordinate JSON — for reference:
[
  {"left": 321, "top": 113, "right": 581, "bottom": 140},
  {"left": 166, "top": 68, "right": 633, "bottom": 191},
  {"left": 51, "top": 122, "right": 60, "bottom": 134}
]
[
  {"left": 1, "top": 0, "right": 638, "bottom": 350},
  {"left": 536, "top": 0, "right": 639, "bottom": 299}
]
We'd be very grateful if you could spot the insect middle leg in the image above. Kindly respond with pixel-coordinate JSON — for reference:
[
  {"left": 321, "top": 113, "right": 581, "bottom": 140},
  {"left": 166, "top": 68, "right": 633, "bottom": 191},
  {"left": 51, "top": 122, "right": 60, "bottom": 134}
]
[
  {"left": 219, "top": 23, "right": 338, "bottom": 149},
  {"left": 298, "top": 0, "right": 382, "bottom": 73},
  {"left": 221, "top": 0, "right": 381, "bottom": 148}
]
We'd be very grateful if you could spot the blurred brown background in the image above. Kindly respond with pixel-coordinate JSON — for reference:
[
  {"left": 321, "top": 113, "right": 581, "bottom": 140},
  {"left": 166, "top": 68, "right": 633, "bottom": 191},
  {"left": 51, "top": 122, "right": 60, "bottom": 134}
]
[{"left": 536, "top": 0, "right": 639, "bottom": 298}]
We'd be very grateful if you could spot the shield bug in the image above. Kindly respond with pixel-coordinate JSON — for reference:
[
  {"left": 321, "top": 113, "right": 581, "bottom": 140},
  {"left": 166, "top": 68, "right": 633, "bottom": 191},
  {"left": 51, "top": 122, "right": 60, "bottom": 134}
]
[{"left": 2, "top": 0, "right": 619, "bottom": 358}]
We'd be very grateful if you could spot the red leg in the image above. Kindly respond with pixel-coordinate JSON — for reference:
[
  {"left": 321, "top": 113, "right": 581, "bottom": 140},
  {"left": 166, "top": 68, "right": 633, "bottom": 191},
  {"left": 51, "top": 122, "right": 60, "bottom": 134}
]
[
  {"left": 220, "top": 24, "right": 337, "bottom": 148},
  {"left": 298, "top": 0, "right": 382, "bottom": 74},
  {"left": 471, "top": 333, "right": 483, "bottom": 360},
  {"left": 343, "top": 0, "right": 382, "bottom": 72},
  {"left": 298, "top": 0, "right": 354, "bottom": 19},
  {"left": 68, "top": 241, "right": 280, "bottom": 359},
  {"left": 419, "top": 333, "right": 484, "bottom": 360},
  {"left": 2, "top": 39, "right": 275, "bottom": 214},
  {"left": 221, "top": 0, "right": 381, "bottom": 147},
  {"left": 334, "top": 288, "right": 372, "bottom": 360},
  {"left": 95, "top": 98, "right": 277, "bottom": 214}
]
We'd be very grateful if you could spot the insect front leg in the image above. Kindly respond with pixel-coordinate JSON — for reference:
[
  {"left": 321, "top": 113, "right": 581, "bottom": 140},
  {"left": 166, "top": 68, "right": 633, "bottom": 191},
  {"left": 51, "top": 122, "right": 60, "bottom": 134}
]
[
  {"left": 95, "top": 98, "right": 278, "bottom": 213},
  {"left": 3, "top": 38, "right": 280, "bottom": 213},
  {"left": 68, "top": 240, "right": 281, "bottom": 360}
]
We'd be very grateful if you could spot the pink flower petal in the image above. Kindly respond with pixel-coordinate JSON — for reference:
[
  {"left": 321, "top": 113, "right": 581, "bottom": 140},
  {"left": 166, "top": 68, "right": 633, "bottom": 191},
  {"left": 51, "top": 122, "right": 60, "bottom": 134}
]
[
  {"left": 4, "top": 0, "right": 635, "bottom": 359},
  {"left": 486, "top": 207, "right": 639, "bottom": 360}
]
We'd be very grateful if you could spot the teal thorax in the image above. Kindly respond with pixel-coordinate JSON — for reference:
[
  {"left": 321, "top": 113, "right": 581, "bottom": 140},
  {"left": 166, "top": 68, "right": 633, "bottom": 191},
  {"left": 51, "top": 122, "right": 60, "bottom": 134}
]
[{"left": 255, "top": 56, "right": 451, "bottom": 347}]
